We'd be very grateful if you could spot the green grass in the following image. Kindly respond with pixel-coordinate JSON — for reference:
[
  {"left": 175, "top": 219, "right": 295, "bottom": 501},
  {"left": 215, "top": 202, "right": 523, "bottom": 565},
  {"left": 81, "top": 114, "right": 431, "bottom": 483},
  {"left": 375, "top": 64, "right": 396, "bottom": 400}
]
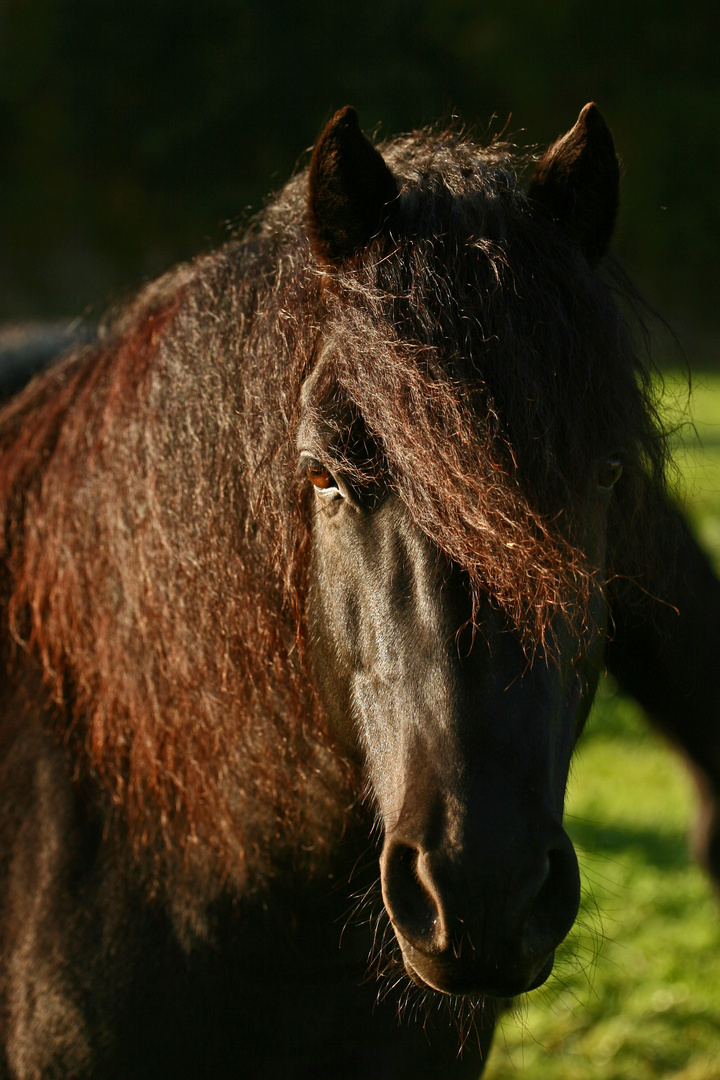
[{"left": 483, "top": 374, "right": 720, "bottom": 1080}]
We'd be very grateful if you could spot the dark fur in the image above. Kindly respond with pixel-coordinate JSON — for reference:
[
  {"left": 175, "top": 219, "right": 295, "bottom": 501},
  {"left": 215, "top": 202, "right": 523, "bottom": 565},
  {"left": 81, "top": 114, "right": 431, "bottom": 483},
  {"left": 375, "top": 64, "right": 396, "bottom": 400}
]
[{"left": 0, "top": 106, "right": 717, "bottom": 1078}]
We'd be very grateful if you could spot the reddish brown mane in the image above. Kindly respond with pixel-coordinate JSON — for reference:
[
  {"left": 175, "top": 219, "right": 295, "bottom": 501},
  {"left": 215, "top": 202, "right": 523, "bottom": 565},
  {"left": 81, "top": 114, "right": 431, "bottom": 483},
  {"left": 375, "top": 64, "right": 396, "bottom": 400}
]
[{"left": 0, "top": 127, "right": 669, "bottom": 869}]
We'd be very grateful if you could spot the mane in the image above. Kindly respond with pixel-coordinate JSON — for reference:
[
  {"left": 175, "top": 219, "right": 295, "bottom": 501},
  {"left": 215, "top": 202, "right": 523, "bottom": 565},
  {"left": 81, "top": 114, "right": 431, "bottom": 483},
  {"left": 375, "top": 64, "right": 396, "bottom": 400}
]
[
  {"left": 0, "top": 126, "right": 670, "bottom": 875},
  {"left": 315, "top": 133, "right": 669, "bottom": 640}
]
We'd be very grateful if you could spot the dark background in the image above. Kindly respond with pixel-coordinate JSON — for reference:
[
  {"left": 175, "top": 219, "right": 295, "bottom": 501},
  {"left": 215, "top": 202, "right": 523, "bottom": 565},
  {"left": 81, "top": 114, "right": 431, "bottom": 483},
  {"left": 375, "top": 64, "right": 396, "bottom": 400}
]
[{"left": 1, "top": 0, "right": 718, "bottom": 359}]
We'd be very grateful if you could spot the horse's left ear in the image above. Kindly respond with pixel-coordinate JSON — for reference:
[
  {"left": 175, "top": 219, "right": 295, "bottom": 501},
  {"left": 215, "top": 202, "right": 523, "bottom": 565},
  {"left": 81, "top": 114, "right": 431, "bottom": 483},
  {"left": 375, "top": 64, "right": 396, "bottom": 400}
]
[
  {"left": 528, "top": 103, "right": 619, "bottom": 263},
  {"left": 307, "top": 106, "right": 399, "bottom": 264}
]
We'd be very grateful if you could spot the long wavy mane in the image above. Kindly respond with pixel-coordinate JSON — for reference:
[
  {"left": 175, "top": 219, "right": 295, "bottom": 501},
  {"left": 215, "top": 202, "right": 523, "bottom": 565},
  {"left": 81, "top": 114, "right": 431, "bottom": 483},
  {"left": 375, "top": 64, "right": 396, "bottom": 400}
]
[{"left": 0, "top": 127, "right": 670, "bottom": 878}]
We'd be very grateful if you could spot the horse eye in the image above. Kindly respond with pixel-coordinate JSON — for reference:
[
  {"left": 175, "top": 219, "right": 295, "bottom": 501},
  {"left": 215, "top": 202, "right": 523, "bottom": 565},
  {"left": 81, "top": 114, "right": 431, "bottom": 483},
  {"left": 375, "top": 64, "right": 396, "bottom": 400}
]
[
  {"left": 305, "top": 459, "right": 337, "bottom": 491},
  {"left": 598, "top": 457, "right": 623, "bottom": 490}
]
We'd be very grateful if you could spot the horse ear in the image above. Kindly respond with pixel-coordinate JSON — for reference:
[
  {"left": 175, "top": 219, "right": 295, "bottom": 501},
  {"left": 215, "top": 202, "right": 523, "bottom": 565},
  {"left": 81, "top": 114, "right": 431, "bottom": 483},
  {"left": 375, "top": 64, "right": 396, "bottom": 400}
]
[
  {"left": 528, "top": 103, "right": 619, "bottom": 263},
  {"left": 307, "top": 106, "right": 399, "bottom": 264}
]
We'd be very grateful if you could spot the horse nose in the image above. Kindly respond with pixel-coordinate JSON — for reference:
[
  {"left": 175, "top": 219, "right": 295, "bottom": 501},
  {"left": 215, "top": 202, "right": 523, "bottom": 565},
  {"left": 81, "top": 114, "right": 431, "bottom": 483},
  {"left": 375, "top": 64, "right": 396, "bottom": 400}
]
[
  {"left": 522, "top": 833, "right": 581, "bottom": 959},
  {"left": 380, "top": 841, "right": 448, "bottom": 952},
  {"left": 380, "top": 828, "right": 581, "bottom": 997}
]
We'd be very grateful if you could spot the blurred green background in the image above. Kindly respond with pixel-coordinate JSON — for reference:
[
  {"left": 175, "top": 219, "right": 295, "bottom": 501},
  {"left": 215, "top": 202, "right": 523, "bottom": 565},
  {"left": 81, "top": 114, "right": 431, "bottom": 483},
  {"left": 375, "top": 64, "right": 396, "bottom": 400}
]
[{"left": 0, "top": 0, "right": 718, "bottom": 355}]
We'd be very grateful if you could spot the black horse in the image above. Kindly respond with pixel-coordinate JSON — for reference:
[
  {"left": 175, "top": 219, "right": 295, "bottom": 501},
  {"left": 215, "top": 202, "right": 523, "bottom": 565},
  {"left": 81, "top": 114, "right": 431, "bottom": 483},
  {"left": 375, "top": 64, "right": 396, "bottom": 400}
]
[{"left": 0, "top": 104, "right": 718, "bottom": 1079}]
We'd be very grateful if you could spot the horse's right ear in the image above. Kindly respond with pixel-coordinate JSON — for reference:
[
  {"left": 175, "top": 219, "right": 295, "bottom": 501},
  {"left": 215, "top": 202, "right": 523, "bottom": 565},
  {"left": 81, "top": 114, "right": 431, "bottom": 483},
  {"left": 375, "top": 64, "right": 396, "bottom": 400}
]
[
  {"left": 528, "top": 103, "right": 619, "bottom": 264},
  {"left": 307, "top": 107, "right": 399, "bottom": 265}
]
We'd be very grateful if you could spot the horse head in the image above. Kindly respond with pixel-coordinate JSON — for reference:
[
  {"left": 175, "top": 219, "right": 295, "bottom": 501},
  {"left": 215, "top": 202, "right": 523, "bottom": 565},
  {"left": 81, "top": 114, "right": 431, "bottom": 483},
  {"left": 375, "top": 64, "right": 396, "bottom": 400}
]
[{"left": 299, "top": 105, "right": 627, "bottom": 998}]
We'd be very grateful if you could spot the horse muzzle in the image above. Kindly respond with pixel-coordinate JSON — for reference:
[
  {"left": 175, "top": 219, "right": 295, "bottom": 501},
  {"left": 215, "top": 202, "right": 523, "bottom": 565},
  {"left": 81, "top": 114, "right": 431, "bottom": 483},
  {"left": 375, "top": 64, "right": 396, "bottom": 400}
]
[{"left": 379, "top": 829, "right": 581, "bottom": 999}]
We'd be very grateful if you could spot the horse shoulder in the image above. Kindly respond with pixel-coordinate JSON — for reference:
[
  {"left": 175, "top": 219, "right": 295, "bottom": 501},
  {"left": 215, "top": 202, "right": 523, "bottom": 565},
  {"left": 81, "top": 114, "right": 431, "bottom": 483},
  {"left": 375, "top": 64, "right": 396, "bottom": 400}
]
[
  {"left": 0, "top": 679, "right": 192, "bottom": 1077},
  {"left": 0, "top": 684, "right": 102, "bottom": 1074}
]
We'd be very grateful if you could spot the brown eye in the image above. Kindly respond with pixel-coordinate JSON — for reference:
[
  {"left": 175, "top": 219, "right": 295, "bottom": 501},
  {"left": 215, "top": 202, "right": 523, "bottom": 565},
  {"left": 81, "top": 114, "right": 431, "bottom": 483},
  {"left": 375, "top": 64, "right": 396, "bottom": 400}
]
[
  {"left": 306, "top": 460, "right": 335, "bottom": 490},
  {"left": 598, "top": 457, "right": 623, "bottom": 490}
]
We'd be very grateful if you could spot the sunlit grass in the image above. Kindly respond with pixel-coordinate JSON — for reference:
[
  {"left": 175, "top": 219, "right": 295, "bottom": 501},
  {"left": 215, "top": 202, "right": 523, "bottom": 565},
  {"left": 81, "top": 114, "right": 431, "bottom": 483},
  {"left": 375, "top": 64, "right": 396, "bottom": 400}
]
[{"left": 482, "top": 373, "right": 720, "bottom": 1079}]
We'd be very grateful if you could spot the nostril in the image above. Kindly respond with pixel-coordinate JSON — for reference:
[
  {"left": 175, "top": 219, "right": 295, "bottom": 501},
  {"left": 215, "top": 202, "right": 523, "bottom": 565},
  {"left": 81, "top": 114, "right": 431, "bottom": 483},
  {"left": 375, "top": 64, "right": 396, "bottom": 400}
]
[
  {"left": 380, "top": 841, "right": 440, "bottom": 946},
  {"left": 523, "top": 838, "right": 581, "bottom": 958}
]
